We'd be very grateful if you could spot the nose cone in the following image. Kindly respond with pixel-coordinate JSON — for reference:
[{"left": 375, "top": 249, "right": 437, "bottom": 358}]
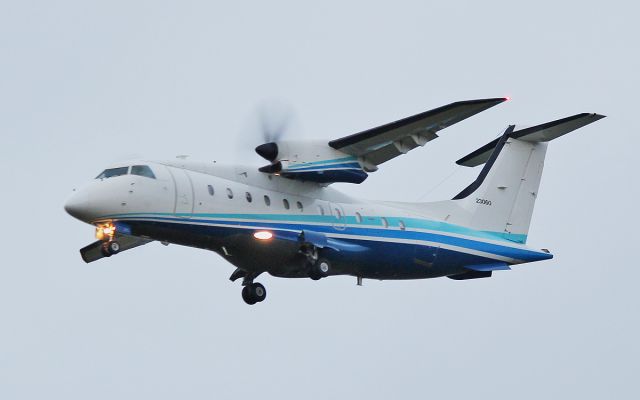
[{"left": 64, "top": 190, "right": 91, "bottom": 221}]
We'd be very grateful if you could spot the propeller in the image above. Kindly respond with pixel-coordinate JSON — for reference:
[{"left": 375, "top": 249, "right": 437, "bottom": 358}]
[
  {"left": 258, "top": 101, "right": 292, "bottom": 143},
  {"left": 250, "top": 100, "right": 297, "bottom": 162}
]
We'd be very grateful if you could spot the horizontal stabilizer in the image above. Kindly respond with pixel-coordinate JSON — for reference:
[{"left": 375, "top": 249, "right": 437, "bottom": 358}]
[
  {"left": 448, "top": 270, "right": 492, "bottom": 280},
  {"left": 457, "top": 113, "right": 606, "bottom": 167},
  {"left": 465, "top": 262, "right": 511, "bottom": 272}
]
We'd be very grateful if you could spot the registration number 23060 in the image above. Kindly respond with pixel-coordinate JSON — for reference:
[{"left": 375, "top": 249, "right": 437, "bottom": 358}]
[{"left": 476, "top": 198, "right": 492, "bottom": 206}]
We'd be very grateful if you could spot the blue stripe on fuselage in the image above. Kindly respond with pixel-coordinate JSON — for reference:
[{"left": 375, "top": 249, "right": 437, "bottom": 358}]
[{"left": 100, "top": 212, "right": 551, "bottom": 263}]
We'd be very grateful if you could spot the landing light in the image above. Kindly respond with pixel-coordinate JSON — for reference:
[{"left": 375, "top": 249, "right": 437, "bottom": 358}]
[
  {"left": 253, "top": 231, "right": 273, "bottom": 240},
  {"left": 96, "top": 223, "right": 116, "bottom": 240}
]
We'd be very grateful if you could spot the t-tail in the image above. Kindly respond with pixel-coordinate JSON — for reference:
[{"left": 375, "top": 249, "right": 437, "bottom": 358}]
[{"left": 450, "top": 113, "right": 605, "bottom": 244}]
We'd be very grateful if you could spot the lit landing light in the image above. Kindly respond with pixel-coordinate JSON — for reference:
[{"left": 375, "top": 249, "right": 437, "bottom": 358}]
[
  {"left": 253, "top": 231, "right": 273, "bottom": 240},
  {"left": 96, "top": 223, "right": 116, "bottom": 240},
  {"left": 504, "top": 96, "right": 511, "bottom": 101}
]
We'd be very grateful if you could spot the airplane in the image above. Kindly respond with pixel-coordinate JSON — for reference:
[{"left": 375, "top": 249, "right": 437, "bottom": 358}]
[{"left": 64, "top": 98, "right": 605, "bottom": 305}]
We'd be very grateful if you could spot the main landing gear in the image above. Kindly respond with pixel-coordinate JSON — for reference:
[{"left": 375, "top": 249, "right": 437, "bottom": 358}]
[
  {"left": 230, "top": 268, "right": 267, "bottom": 305},
  {"left": 309, "top": 258, "right": 330, "bottom": 281},
  {"left": 100, "top": 241, "right": 120, "bottom": 257},
  {"left": 241, "top": 282, "right": 267, "bottom": 305}
]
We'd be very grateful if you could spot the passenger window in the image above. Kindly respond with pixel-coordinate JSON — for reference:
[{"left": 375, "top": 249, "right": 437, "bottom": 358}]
[
  {"left": 208, "top": 185, "right": 214, "bottom": 196},
  {"left": 226, "top": 188, "right": 233, "bottom": 199},
  {"left": 355, "top": 212, "right": 362, "bottom": 223},
  {"left": 245, "top": 192, "right": 252, "bottom": 203},
  {"left": 283, "top": 199, "right": 290, "bottom": 210},
  {"left": 381, "top": 217, "right": 389, "bottom": 228},
  {"left": 399, "top": 220, "right": 406, "bottom": 230},
  {"left": 96, "top": 167, "right": 128, "bottom": 179},
  {"left": 296, "top": 201, "right": 303, "bottom": 212},
  {"left": 131, "top": 165, "right": 156, "bottom": 179},
  {"left": 264, "top": 195, "right": 271, "bottom": 206}
]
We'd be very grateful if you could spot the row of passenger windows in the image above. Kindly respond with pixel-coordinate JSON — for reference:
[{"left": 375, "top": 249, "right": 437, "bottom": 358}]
[
  {"left": 206, "top": 185, "right": 304, "bottom": 211},
  {"left": 96, "top": 165, "right": 156, "bottom": 180},
  {"left": 204, "top": 184, "right": 406, "bottom": 229}
]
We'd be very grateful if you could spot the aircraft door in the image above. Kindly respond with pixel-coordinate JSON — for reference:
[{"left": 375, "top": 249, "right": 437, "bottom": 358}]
[
  {"left": 329, "top": 203, "right": 346, "bottom": 231},
  {"left": 168, "top": 167, "right": 194, "bottom": 218}
]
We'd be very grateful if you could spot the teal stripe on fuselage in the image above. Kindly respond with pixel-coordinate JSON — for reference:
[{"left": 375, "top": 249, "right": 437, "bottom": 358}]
[
  {"left": 98, "top": 211, "right": 527, "bottom": 244},
  {"left": 104, "top": 213, "right": 546, "bottom": 262}
]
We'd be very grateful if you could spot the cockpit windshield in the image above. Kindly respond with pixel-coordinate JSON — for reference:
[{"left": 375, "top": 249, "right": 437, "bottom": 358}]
[
  {"left": 95, "top": 167, "right": 129, "bottom": 179},
  {"left": 95, "top": 165, "right": 156, "bottom": 180},
  {"left": 131, "top": 165, "right": 156, "bottom": 179}
]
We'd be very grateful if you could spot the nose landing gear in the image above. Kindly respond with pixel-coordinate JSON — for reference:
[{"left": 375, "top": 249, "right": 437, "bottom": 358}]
[{"left": 100, "top": 241, "right": 121, "bottom": 257}]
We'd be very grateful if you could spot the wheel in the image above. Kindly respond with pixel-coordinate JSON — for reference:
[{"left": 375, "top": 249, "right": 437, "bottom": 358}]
[
  {"left": 241, "top": 283, "right": 266, "bottom": 305},
  {"left": 107, "top": 241, "right": 120, "bottom": 254},
  {"left": 317, "top": 259, "right": 330, "bottom": 275},
  {"left": 309, "top": 258, "right": 330, "bottom": 280},
  {"left": 249, "top": 283, "right": 267, "bottom": 303},
  {"left": 100, "top": 241, "right": 120, "bottom": 257}
]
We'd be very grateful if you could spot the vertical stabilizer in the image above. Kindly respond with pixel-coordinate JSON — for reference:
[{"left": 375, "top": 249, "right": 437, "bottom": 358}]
[
  {"left": 453, "top": 127, "right": 547, "bottom": 243},
  {"left": 451, "top": 113, "right": 604, "bottom": 243}
]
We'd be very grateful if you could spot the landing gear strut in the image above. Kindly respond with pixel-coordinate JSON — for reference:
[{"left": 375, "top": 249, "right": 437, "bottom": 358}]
[
  {"left": 299, "top": 241, "right": 331, "bottom": 281},
  {"left": 230, "top": 270, "right": 267, "bottom": 305},
  {"left": 241, "top": 282, "right": 267, "bottom": 305}
]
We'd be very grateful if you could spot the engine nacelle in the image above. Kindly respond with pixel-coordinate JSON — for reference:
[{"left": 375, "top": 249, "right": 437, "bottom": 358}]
[{"left": 255, "top": 140, "right": 368, "bottom": 184}]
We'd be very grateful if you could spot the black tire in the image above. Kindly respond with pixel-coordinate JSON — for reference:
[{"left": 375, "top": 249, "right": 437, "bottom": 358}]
[
  {"left": 309, "top": 270, "right": 322, "bottom": 280},
  {"left": 242, "top": 286, "right": 256, "bottom": 305},
  {"left": 309, "top": 258, "right": 330, "bottom": 280}
]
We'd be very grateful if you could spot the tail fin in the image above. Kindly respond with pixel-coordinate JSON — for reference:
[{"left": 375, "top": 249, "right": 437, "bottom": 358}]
[{"left": 451, "top": 113, "right": 605, "bottom": 243}]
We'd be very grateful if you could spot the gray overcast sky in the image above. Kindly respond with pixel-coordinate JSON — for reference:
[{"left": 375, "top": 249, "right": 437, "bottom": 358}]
[{"left": 1, "top": 1, "right": 638, "bottom": 399}]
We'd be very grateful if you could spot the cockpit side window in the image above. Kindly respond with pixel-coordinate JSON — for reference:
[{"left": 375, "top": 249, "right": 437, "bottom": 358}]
[
  {"left": 131, "top": 165, "right": 156, "bottom": 179},
  {"left": 96, "top": 167, "right": 129, "bottom": 179}
]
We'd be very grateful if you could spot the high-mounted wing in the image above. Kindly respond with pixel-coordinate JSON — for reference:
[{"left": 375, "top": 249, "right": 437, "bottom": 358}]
[
  {"left": 254, "top": 97, "right": 506, "bottom": 184},
  {"left": 329, "top": 98, "right": 508, "bottom": 171}
]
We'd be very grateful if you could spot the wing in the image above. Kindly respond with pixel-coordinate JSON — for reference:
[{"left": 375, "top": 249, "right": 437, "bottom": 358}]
[{"left": 328, "top": 98, "right": 507, "bottom": 170}]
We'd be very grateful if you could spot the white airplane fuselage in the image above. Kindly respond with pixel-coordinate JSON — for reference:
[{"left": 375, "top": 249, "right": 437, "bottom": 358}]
[{"left": 65, "top": 159, "right": 551, "bottom": 283}]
